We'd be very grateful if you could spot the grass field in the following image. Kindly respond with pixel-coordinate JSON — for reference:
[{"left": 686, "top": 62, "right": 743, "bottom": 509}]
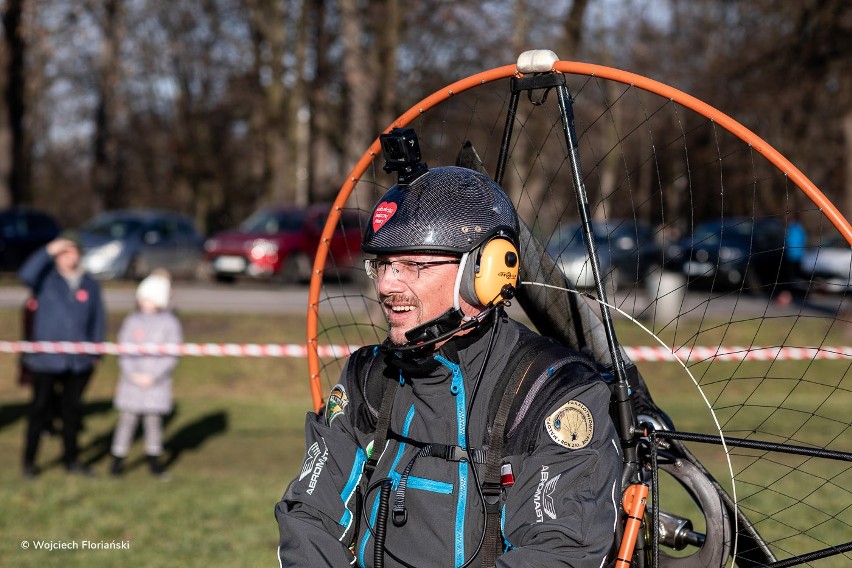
[
  {"left": 0, "top": 310, "right": 311, "bottom": 567},
  {"left": 1, "top": 307, "right": 849, "bottom": 566}
]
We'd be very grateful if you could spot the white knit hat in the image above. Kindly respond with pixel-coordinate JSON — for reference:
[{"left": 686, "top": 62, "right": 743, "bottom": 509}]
[{"left": 136, "top": 273, "right": 172, "bottom": 310}]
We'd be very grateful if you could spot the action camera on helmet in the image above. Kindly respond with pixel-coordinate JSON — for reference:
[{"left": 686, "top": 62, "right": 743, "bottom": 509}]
[{"left": 380, "top": 127, "right": 428, "bottom": 184}]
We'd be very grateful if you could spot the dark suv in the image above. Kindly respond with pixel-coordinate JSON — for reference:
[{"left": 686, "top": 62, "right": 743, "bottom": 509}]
[
  {"left": 203, "top": 204, "right": 364, "bottom": 284},
  {"left": 0, "top": 208, "right": 61, "bottom": 271},
  {"left": 545, "top": 219, "right": 662, "bottom": 290},
  {"left": 680, "top": 217, "right": 786, "bottom": 291}
]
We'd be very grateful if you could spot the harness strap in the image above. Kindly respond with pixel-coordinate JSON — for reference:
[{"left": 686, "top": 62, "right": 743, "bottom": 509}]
[
  {"left": 363, "top": 376, "right": 399, "bottom": 482},
  {"left": 505, "top": 354, "right": 598, "bottom": 441},
  {"left": 392, "top": 443, "right": 487, "bottom": 526},
  {"left": 481, "top": 337, "right": 555, "bottom": 567},
  {"left": 349, "top": 352, "right": 397, "bottom": 552},
  {"left": 427, "top": 443, "right": 487, "bottom": 463},
  {"left": 353, "top": 337, "right": 598, "bottom": 566}
]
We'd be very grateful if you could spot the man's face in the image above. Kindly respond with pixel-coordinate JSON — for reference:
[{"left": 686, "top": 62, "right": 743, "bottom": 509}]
[
  {"left": 370, "top": 253, "right": 464, "bottom": 346},
  {"left": 55, "top": 246, "right": 81, "bottom": 275}
]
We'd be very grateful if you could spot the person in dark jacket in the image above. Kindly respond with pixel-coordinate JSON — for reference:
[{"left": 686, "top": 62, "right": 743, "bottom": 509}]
[
  {"left": 275, "top": 162, "right": 621, "bottom": 567},
  {"left": 19, "top": 232, "right": 106, "bottom": 478}
]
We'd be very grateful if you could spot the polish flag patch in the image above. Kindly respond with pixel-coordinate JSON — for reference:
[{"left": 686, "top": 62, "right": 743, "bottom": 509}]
[
  {"left": 372, "top": 201, "right": 398, "bottom": 232},
  {"left": 501, "top": 463, "right": 515, "bottom": 487}
]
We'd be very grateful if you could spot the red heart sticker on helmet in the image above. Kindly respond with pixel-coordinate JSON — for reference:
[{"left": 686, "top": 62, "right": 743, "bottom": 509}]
[{"left": 372, "top": 201, "right": 398, "bottom": 232}]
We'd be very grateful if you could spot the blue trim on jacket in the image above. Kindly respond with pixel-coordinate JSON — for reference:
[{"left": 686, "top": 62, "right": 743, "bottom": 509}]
[{"left": 434, "top": 355, "right": 469, "bottom": 568}]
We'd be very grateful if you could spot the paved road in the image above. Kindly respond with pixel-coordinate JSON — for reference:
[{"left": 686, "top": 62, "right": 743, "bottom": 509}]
[
  {"left": 0, "top": 280, "right": 846, "bottom": 321},
  {"left": 0, "top": 281, "right": 313, "bottom": 314}
]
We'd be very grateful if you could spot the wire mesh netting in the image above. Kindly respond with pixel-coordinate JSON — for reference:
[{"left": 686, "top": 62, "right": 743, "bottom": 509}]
[{"left": 309, "top": 67, "right": 852, "bottom": 566}]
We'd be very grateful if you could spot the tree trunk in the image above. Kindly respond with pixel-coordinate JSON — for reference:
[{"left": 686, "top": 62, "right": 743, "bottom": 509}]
[
  {"left": 290, "top": 1, "right": 310, "bottom": 207},
  {"left": 375, "top": 0, "right": 400, "bottom": 131},
  {"left": 306, "top": 0, "right": 335, "bottom": 203},
  {"left": 339, "top": 0, "right": 375, "bottom": 172},
  {"left": 90, "top": 0, "right": 125, "bottom": 212},
  {"left": 1, "top": 0, "right": 29, "bottom": 207},
  {"left": 245, "top": 0, "right": 291, "bottom": 205},
  {"left": 560, "top": 0, "right": 588, "bottom": 60}
]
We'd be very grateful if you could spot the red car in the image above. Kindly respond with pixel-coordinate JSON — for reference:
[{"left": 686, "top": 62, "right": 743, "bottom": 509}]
[{"left": 203, "top": 205, "right": 365, "bottom": 284}]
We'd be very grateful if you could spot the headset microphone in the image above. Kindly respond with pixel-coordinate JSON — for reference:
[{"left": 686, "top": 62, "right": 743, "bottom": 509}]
[
  {"left": 497, "top": 283, "right": 516, "bottom": 301},
  {"left": 390, "top": 306, "right": 498, "bottom": 354},
  {"left": 391, "top": 280, "right": 516, "bottom": 354},
  {"left": 404, "top": 308, "right": 463, "bottom": 345}
]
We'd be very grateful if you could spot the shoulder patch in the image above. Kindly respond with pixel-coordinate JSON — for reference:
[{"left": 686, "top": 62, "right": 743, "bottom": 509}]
[
  {"left": 325, "top": 384, "right": 349, "bottom": 426},
  {"left": 545, "top": 399, "right": 594, "bottom": 449}
]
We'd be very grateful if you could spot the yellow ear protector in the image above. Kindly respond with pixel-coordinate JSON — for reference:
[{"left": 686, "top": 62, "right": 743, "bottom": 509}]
[{"left": 457, "top": 235, "right": 520, "bottom": 307}]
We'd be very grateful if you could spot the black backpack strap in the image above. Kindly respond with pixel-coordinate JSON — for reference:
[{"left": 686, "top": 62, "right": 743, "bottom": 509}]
[
  {"left": 348, "top": 349, "right": 398, "bottom": 551},
  {"left": 503, "top": 352, "right": 599, "bottom": 454},
  {"left": 481, "top": 335, "right": 600, "bottom": 567},
  {"left": 344, "top": 345, "right": 402, "bottom": 442},
  {"left": 360, "top": 347, "right": 399, "bottom": 482},
  {"left": 481, "top": 335, "right": 556, "bottom": 567},
  {"left": 362, "top": 376, "right": 397, "bottom": 481}
]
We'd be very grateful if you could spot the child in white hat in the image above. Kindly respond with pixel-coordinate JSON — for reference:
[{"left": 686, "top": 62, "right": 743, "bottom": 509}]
[{"left": 109, "top": 269, "right": 183, "bottom": 479}]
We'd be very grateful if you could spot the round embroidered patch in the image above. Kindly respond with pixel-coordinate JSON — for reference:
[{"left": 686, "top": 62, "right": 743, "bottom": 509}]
[
  {"left": 325, "top": 384, "right": 349, "bottom": 426},
  {"left": 545, "top": 400, "right": 594, "bottom": 449}
]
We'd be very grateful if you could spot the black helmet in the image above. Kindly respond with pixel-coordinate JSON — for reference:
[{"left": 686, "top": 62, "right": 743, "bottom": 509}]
[{"left": 362, "top": 166, "right": 519, "bottom": 255}]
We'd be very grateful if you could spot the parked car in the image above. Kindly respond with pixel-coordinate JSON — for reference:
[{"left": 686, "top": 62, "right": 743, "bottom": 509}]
[
  {"left": 800, "top": 234, "right": 852, "bottom": 292},
  {"left": 679, "top": 217, "right": 786, "bottom": 290},
  {"left": 0, "top": 208, "right": 61, "bottom": 271},
  {"left": 203, "top": 204, "right": 364, "bottom": 284},
  {"left": 79, "top": 209, "right": 204, "bottom": 280},
  {"left": 545, "top": 219, "right": 662, "bottom": 290}
]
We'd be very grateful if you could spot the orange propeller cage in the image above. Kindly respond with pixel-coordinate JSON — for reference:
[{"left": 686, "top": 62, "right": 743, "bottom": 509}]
[{"left": 306, "top": 60, "right": 852, "bottom": 413}]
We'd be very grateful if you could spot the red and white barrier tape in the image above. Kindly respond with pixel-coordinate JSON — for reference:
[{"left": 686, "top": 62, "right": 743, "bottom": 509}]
[
  {"left": 0, "top": 341, "right": 357, "bottom": 358},
  {"left": 626, "top": 345, "right": 852, "bottom": 362},
  {"left": 1, "top": 341, "right": 850, "bottom": 362}
]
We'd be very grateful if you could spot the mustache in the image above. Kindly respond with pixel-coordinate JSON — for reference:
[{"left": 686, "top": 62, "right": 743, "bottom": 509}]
[{"left": 380, "top": 293, "right": 419, "bottom": 308}]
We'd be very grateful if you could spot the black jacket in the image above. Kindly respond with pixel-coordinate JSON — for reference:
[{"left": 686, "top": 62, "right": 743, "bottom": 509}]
[{"left": 276, "top": 316, "right": 621, "bottom": 567}]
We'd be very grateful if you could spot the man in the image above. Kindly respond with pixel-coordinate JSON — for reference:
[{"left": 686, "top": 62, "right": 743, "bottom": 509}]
[
  {"left": 20, "top": 232, "right": 106, "bottom": 478},
  {"left": 276, "top": 165, "right": 621, "bottom": 567},
  {"left": 776, "top": 212, "right": 807, "bottom": 305}
]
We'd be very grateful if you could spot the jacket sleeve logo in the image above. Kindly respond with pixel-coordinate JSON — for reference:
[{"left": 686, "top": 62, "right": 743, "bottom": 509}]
[
  {"left": 299, "top": 442, "right": 322, "bottom": 481},
  {"left": 299, "top": 439, "right": 329, "bottom": 496},
  {"left": 545, "top": 399, "right": 594, "bottom": 449},
  {"left": 534, "top": 465, "right": 561, "bottom": 522}
]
